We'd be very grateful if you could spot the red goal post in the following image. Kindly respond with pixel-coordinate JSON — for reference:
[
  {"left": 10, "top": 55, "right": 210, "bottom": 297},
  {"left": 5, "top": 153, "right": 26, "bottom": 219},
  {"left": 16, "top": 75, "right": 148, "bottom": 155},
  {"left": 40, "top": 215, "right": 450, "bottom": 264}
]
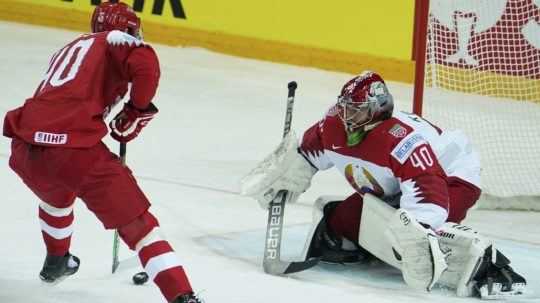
[{"left": 412, "top": 0, "right": 540, "bottom": 209}]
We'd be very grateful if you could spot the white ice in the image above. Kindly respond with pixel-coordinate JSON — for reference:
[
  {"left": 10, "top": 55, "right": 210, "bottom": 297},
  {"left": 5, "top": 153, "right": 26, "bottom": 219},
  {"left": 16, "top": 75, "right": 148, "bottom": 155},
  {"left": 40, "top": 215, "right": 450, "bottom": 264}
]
[{"left": 0, "top": 22, "right": 538, "bottom": 303}]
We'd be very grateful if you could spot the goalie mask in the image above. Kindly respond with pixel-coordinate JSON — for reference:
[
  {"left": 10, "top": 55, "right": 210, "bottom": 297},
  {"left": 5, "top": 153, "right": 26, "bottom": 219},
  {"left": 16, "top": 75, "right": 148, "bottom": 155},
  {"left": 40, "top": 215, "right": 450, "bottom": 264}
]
[
  {"left": 337, "top": 71, "right": 394, "bottom": 133},
  {"left": 91, "top": 1, "right": 142, "bottom": 39}
]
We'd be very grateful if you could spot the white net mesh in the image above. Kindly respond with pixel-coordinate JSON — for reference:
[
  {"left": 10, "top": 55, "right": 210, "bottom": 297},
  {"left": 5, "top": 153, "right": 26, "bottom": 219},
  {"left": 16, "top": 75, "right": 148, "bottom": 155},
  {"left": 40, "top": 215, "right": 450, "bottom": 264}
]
[{"left": 423, "top": 0, "right": 540, "bottom": 198}]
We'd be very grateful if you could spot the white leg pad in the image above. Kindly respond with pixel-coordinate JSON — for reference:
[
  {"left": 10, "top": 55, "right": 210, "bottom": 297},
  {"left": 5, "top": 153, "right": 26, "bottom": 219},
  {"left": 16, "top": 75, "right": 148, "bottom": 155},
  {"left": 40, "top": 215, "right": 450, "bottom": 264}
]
[
  {"left": 386, "top": 209, "right": 449, "bottom": 291},
  {"left": 358, "top": 194, "right": 401, "bottom": 268},
  {"left": 436, "top": 223, "right": 492, "bottom": 297},
  {"left": 359, "top": 194, "right": 448, "bottom": 291}
]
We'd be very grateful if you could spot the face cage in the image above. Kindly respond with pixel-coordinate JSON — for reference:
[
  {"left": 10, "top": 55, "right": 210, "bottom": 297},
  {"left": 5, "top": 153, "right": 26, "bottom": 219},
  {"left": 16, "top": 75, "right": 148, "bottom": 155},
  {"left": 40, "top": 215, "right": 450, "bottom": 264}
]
[{"left": 337, "top": 96, "right": 377, "bottom": 132}]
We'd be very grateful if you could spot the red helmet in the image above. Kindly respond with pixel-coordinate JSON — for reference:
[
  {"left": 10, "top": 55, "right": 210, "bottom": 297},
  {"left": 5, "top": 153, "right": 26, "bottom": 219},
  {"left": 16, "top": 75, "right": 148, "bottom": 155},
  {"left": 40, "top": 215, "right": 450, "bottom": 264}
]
[
  {"left": 91, "top": 1, "right": 141, "bottom": 38},
  {"left": 337, "top": 71, "right": 394, "bottom": 131}
]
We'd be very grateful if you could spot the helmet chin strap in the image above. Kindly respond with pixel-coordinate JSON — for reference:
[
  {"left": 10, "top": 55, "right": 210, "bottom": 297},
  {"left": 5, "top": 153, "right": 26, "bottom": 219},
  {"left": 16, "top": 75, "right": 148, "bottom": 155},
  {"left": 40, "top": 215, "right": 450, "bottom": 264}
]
[
  {"left": 345, "top": 120, "right": 383, "bottom": 147},
  {"left": 346, "top": 128, "right": 367, "bottom": 146}
]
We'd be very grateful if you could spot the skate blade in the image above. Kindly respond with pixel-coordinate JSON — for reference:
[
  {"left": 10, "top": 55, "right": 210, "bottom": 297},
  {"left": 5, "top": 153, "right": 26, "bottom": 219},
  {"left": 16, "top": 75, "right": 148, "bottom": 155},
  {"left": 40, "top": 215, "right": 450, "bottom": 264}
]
[
  {"left": 39, "top": 268, "right": 79, "bottom": 286},
  {"left": 479, "top": 282, "right": 526, "bottom": 300},
  {"left": 39, "top": 274, "right": 69, "bottom": 286}
]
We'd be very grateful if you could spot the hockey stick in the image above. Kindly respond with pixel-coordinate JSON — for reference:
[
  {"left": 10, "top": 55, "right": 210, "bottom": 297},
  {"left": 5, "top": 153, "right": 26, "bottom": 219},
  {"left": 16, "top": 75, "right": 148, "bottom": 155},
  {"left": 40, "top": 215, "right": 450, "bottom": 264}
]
[
  {"left": 262, "top": 81, "right": 320, "bottom": 275},
  {"left": 111, "top": 142, "right": 126, "bottom": 274}
]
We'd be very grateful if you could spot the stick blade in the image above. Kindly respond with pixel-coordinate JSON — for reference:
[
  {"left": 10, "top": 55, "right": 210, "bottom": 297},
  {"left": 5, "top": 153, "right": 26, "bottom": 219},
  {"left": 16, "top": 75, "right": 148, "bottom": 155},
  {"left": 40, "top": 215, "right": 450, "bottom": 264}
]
[
  {"left": 263, "top": 257, "right": 319, "bottom": 275},
  {"left": 112, "top": 260, "right": 120, "bottom": 274}
]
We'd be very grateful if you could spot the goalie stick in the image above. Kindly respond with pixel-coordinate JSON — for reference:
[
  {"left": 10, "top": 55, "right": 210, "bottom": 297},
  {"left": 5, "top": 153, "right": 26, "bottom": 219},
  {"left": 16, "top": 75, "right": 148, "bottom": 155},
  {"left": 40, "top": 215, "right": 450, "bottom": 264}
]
[
  {"left": 262, "top": 81, "right": 319, "bottom": 275},
  {"left": 111, "top": 142, "right": 126, "bottom": 274}
]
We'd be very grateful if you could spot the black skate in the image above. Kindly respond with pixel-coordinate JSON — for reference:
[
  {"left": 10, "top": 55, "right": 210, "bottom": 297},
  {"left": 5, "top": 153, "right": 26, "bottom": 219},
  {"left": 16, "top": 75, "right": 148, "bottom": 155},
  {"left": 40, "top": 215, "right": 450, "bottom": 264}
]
[
  {"left": 305, "top": 201, "right": 371, "bottom": 264},
  {"left": 472, "top": 246, "right": 526, "bottom": 299},
  {"left": 172, "top": 292, "right": 203, "bottom": 303},
  {"left": 39, "top": 252, "right": 80, "bottom": 284}
]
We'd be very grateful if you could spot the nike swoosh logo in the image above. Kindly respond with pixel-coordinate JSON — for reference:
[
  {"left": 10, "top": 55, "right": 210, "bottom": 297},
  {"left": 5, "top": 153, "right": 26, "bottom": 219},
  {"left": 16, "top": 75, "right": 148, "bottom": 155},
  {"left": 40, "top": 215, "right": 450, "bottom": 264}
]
[{"left": 332, "top": 144, "right": 343, "bottom": 149}]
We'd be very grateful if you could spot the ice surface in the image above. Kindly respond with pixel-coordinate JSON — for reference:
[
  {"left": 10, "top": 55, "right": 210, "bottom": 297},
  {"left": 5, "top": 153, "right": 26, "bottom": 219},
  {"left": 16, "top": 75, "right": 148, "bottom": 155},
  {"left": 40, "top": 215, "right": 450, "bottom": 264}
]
[{"left": 0, "top": 21, "right": 538, "bottom": 303}]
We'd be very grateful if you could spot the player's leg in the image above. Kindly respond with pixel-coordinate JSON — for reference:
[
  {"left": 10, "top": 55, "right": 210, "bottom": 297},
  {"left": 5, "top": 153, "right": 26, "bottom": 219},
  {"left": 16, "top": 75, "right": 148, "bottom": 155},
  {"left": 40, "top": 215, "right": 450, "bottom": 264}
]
[
  {"left": 37, "top": 199, "right": 81, "bottom": 283},
  {"left": 304, "top": 192, "right": 448, "bottom": 290},
  {"left": 8, "top": 139, "right": 80, "bottom": 283},
  {"left": 303, "top": 194, "right": 371, "bottom": 264},
  {"left": 446, "top": 177, "right": 480, "bottom": 223},
  {"left": 327, "top": 192, "right": 364, "bottom": 243},
  {"left": 77, "top": 142, "right": 195, "bottom": 302},
  {"left": 115, "top": 211, "right": 194, "bottom": 301}
]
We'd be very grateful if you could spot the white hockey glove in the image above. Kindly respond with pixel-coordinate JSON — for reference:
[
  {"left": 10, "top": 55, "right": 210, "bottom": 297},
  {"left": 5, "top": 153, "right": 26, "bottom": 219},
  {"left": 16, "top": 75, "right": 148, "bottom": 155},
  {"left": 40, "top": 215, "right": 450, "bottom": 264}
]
[{"left": 240, "top": 131, "right": 317, "bottom": 209}]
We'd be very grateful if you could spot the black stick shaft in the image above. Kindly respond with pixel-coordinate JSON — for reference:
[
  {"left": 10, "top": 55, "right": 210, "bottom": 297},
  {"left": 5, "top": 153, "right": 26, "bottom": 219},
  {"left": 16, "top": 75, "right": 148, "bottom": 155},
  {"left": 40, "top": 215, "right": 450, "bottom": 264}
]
[
  {"left": 119, "top": 142, "right": 127, "bottom": 165},
  {"left": 112, "top": 142, "right": 127, "bottom": 274},
  {"left": 282, "top": 81, "right": 297, "bottom": 138}
]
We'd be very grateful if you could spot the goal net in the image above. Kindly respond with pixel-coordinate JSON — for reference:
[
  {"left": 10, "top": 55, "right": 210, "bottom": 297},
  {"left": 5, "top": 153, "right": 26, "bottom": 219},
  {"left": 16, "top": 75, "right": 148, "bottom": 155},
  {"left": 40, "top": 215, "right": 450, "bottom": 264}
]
[{"left": 415, "top": 0, "right": 540, "bottom": 208}]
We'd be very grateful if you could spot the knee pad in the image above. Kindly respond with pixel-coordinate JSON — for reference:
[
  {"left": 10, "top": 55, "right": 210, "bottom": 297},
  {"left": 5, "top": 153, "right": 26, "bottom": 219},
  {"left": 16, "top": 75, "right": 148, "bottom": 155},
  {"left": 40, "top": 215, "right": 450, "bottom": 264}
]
[{"left": 118, "top": 211, "right": 160, "bottom": 250}]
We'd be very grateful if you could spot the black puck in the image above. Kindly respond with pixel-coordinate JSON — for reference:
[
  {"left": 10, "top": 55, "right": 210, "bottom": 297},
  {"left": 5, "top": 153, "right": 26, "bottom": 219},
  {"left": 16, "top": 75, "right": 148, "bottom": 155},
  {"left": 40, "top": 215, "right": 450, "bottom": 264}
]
[{"left": 132, "top": 271, "right": 149, "bottom": 285}]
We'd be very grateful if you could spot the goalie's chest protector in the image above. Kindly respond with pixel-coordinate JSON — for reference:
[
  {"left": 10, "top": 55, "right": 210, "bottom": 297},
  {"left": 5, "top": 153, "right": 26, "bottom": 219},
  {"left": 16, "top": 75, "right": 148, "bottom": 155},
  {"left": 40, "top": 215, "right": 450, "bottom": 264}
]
[{"left": 317, "top": 111, "right": 446, "bottom": 198}]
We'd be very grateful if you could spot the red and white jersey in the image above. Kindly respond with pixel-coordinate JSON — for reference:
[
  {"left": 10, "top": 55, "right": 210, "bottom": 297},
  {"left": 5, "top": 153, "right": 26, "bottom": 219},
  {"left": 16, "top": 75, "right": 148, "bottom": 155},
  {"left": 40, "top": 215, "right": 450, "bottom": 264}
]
[
  {"left": 3, "top": 30, "right": 160, "bottom": 147},
  {"left": 299, "top": 107, "right": 481, "bottom": 229}
]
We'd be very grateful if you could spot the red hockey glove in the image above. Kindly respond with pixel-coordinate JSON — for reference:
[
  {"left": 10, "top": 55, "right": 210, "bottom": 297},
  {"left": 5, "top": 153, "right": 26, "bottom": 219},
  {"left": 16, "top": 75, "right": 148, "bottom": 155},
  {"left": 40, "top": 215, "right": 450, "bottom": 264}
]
[{"left": 110, "top": 102, "right": 158, "bottom": 143}]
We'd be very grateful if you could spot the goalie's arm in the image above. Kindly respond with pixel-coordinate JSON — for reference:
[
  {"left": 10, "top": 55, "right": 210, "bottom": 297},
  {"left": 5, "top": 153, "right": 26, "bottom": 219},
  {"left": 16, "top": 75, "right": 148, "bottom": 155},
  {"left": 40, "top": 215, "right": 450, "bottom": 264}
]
[
  {"left": 298, "top": 120, "right": 334, "bottom": 171},
  {"left": 391, "top": 142, "right": 450, "bottom": 230}
]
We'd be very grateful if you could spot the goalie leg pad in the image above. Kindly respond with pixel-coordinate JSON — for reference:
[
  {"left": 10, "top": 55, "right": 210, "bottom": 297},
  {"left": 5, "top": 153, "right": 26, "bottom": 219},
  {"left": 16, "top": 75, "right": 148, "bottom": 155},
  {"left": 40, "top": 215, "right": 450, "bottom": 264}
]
[
  {"left": 436, "top": 223, "right": 527, "bottom": 299},
  {"left": 358, "top": 194, "right": 448, "bottom": 291},
  {"left": 386, "top": 208, "right": 449, "bottom": 291},
  {"left": 436, "top": 223, "right": 492, "bottom": 295}
]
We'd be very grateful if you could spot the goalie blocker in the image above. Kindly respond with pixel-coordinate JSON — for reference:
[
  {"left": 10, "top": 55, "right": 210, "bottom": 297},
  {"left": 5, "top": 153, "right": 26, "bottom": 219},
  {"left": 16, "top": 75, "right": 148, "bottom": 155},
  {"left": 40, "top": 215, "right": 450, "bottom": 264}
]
[{"left": 301, "top": 194, "right": 526, "bottom": 299}]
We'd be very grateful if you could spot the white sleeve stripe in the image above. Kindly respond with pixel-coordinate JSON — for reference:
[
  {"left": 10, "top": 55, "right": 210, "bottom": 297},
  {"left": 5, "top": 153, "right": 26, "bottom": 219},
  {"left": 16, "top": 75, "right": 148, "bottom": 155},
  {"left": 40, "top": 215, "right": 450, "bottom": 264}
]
[
  {"left": 39, "top": 219, "right": 73, "bottom": 240},
  {"left": 39, "top": 202, "right": 73, "bottom": 217},
  {"left": 144, "top": 252, "right": 181, "bottom": 281},
  {"left": 135, "top": 227, "right": 162, "bottom": 252}
]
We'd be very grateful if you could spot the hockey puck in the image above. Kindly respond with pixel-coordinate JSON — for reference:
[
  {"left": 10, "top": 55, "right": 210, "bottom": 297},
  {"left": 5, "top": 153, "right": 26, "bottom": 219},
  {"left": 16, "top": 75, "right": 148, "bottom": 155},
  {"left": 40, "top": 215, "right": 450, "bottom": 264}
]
[{"left": 132, "top": 271, "right": 149, "bottom": 285}]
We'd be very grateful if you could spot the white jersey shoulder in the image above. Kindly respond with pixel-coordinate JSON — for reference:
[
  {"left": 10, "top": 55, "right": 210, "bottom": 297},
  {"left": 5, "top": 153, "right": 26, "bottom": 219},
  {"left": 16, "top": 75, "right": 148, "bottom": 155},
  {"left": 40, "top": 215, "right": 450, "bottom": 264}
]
[
  {"left": 392, "top": 111, "right": 480, "bottom": 187},
  {"left": 106, "top": 30, "right": 144, "bottom": 47}
]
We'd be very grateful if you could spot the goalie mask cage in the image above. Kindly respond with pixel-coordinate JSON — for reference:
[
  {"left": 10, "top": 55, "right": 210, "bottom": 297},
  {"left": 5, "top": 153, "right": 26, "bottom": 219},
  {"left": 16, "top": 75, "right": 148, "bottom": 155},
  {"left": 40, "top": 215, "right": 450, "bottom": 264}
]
[{"left": 413, "top": 0, "right": 540, "bottom": 209}]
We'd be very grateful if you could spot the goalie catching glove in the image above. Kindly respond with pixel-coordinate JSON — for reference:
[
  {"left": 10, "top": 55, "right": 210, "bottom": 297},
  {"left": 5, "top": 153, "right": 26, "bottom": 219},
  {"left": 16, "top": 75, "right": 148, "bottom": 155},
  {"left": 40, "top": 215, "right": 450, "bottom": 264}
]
[
  {"left": 240, "top": 131, "right": 317, "bottom": 209},
  {"left": 110, "top": 102, "right": 158, "bottom": 143}
]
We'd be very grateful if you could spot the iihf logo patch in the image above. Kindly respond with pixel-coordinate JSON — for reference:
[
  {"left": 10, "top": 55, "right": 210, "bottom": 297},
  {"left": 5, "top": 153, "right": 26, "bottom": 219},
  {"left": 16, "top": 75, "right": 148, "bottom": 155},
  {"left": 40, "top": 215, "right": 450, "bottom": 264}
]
[
  {"left": 34, "top": 132, "right": 67, "bottom": 145},
  {"left": 389, "top": 124, "right": 407, "bottom": 138}
]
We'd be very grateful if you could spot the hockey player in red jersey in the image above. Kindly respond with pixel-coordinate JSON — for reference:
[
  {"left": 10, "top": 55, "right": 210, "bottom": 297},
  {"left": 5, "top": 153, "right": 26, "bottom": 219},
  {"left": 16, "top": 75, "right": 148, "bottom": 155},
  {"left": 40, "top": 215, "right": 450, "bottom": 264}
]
[
  {"left": 242, "top": 71, "right": 526, "bottom": 299},
  {"left": 3, "top": 2, "right": 200, "bottom": 303}
]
